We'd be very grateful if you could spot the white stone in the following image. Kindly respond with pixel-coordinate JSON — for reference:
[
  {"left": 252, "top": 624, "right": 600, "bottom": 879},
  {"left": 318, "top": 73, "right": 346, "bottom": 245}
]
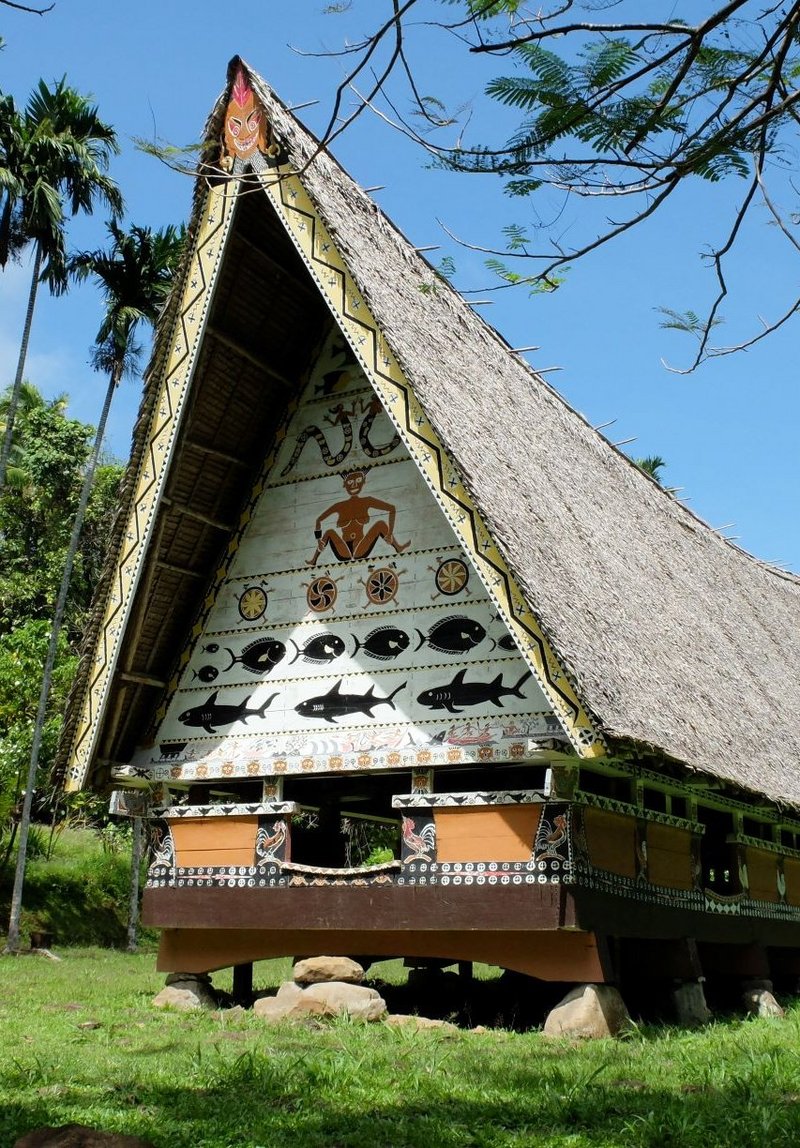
[
  {"left": 153, "top": 986, "right": 207, "bottom": 1012},
  {"left": 543, "top": 984, "right": 632, "bottom": 1039},
  {"left": 303, "top": 980, "right": 387, "bottom": 1021},
  {"left": 743, "top": 988, "right": 785, "bottom": 1018},
  {"left": 293, "top": 956, "right": 365, "bottom": 985},
  {"left": 385, "top": 1014, "right": 458, "bottom": 1032}
]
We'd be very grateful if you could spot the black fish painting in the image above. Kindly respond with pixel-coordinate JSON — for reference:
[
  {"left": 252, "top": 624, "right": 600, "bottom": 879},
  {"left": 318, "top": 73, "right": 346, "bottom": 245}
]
[
  {"left": 494, "top": 635, "right": 517, "bottom": 652},
  {"left": 353, "top": 626, "right": 410, "bottom": 661},
  {"left": 192, "top": 665, "right": 219, "bottom": 683},
  {"left": 203, "top": 643, "right": 219, "bottom": 653},
  {"left": 178, "top": 691, "right": 279, "bottom": 734},
  {"left": 290, "top": 634, "right": 346, "bottom": 665},
  {"left": 225, "top": 638, "right": 287, "bottom": 676},
  {"left": 417, "top": 669, "right": 531, "bottom": 714},
  {"left": 415, "top": 616, "right": 487, "bottom": 655},
  {"left": 295, "top": 679, "right": 406, "bottom": 724}
]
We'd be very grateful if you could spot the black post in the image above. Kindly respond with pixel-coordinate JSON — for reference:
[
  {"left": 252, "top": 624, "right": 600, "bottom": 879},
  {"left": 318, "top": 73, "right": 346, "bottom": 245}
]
[{"left": 232, "top": 962, "right": 254, "bottom": 1007}]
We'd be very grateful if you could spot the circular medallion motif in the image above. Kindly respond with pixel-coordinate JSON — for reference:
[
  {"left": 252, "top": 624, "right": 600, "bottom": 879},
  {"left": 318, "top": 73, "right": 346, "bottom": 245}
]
[
  {"left": 435, "top": 558, "right": 469, "bottom": 595},
  {"left": 307, "top": 575, "right": 338, "bottom": 612},
  {"left": 238, "top": 586, "right": 267, "bottom": 621},
  {"left": 365, "top": 567, "right": 399, "bottom": 605}
]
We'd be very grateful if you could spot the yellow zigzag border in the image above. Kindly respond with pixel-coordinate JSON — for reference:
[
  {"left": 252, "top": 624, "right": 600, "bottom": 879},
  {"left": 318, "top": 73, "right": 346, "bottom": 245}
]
[{"left": 65, "top": 184, "right": 238, "bottom": 790}]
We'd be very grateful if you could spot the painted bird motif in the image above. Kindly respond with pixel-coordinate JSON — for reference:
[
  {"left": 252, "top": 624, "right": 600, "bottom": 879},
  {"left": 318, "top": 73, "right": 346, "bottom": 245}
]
[
  {"left": 401, "top": 816, "right": 436, "bottom": 862},
  {"left": 534, "top": 814, "right": 568, "bottom": 861},
  {"left": 255, "top": 819, "right": 287, "bottom": 864}
]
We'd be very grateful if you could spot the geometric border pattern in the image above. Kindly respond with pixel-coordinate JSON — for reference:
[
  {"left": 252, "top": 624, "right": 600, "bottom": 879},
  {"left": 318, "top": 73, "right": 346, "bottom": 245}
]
[
  {"left": 392, "top": 789, "right": 547, "bottom": 808},
  {"left": 65, "top": 183, "right": 238, "bottom": 789},
  {"left": 254, "top": 167, "right": 605, "bottom": 761}
]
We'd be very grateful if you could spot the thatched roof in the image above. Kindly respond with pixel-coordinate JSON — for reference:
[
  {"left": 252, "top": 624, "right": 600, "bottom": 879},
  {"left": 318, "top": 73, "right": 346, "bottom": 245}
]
[{"left": 57, "top": 58, "right": 800, "bottom": 809}]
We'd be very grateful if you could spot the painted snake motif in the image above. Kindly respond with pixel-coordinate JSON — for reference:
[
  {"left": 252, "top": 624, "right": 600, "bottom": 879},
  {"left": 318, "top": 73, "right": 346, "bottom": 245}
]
[
  {"left": 280, "top": 403, "right": 355, "bottom": 476},
  {"left": 281, "top": 398, "right": 401, "bottom": 476},
  {"left": 359, "top": 396, "right": 401, "bottom": 458}
]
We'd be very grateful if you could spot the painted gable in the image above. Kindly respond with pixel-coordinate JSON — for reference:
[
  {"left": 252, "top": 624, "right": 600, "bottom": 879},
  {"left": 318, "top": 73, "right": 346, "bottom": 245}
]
[{"left": 132, "top": 331, "right": 568, "bottom": 783}]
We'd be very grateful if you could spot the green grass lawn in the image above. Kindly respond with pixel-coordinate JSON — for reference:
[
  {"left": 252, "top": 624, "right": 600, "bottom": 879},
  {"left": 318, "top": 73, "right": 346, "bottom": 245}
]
[{"left": 1, "top": 948, "right": 800, "bottom": 1147}]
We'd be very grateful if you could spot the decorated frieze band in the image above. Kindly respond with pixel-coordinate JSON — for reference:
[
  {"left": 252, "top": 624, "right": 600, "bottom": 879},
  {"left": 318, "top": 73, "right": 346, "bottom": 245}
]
[
  {"left": 392, "top": 790, "right": 547, "bottom": 808},
  {"left": 575, "top": 790, "right": 705, "bottom": 835},
  {"left": 116, "top": 736, "right": 553, "bottom": 785},
  {"left": 151, "top": 801, "right": 299, "bottom": 819}
]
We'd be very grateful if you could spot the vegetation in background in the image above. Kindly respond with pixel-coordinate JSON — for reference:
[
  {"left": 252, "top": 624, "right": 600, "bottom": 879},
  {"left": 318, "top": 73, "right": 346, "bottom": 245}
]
[
  {"left": 0, "top": 384, "right": 123, "bottom": 871},
  {"left": 0, "top": 828, "right": 149, "bottom": 948},
  {"left": 5, "top": 219, "right": 185, "bottom": 951},
  {"left": 0, "top": 76, "right": 121, "bottom": 486}
]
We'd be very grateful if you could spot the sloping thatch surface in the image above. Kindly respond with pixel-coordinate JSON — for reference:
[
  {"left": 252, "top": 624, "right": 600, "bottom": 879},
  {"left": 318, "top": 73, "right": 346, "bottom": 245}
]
[
  {"left": 58, "top": 58, "right": 800, "bottom": 810},
  {"left": 239, "top": 66, "right": 800, "bottom": 807}
]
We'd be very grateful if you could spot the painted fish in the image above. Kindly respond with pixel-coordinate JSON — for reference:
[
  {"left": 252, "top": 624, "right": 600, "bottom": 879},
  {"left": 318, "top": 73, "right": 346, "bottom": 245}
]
[
  {"left": 494, "top": 634, "right": 517, "bottom": 652},
  {"left": 417, "top": 669, "right": 531, "bottom": 714},
  {"left": 178, "top": 690, "right": 279, "bottom": 734},
  {"left": 290, "top": 634, "right": 346, "bottom": 665},
  {"left": 415, "top": 616, "right": 487, "bottom": 655},
  {"left": 192, "top": 665, "right": 219, "bottom": 683},
  {"left": 295, "top": 679, "right": 406, "bottom": 724},
  {"left": 224, "top": 638, "right": 287, "bottom": 676},
  {"left": 353, "top": 626, "right": 410, "bottom": 661},
  {"left": 203, "top": 643, "right": 219, "bottom": 653}
]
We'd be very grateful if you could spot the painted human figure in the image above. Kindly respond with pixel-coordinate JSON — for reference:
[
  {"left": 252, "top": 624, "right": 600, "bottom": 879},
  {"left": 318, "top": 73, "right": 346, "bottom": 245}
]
[{"left": 308, "top": 469, "right": 410, "bottom": 566}]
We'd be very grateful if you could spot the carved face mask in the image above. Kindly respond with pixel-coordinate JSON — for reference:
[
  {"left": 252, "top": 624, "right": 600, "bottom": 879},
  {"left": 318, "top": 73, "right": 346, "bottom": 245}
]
[{"left": 223, "top": 67, "right": 267, "bottom": 162}]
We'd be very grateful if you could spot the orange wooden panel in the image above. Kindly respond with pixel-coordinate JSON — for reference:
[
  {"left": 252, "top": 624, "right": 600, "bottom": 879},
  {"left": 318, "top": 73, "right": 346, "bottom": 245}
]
[
  {"left": 583, "top": 808, "right": 637, "bottom": 878},
  {"left": 158, "top": 926, "right": 604, "bottom": 982},
  {"left": 435, "top": 806, "right": 541, "bottom": 862},
  {"left": 170, "top": 817, "right": 259, "bottom": 868},
  {"left": 746, "top": 847, "right": 779, "bottom": 902},
  {"left": 647, "top": 824, "right": 694, "bottom": 890},
  {"left": 784, "top": 858, "right": 800, "bottom": 906}
]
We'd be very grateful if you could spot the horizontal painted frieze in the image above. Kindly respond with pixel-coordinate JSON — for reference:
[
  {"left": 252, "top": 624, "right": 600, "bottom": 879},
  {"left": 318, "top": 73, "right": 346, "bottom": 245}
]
[{"left": 392, "top": 790, "right": 547, "bottom": 808}]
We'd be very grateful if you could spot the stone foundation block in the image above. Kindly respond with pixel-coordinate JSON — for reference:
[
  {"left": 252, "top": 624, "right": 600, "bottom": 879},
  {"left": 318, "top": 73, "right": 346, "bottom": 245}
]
[
  {"left": 293, "top": 956, "right": 365, "bottom": 985},
  {"left": 672, "top": 980, "right": 711, "bottom": 1026},
  {"left": 543, "top": 984, "right": 632, "bottom": 1039}
]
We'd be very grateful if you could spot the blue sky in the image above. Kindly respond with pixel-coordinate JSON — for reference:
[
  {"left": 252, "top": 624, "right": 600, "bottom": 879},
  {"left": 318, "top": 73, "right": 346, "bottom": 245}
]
[{"left": 1, "top": 0, "right": 798, "bottom": 571}]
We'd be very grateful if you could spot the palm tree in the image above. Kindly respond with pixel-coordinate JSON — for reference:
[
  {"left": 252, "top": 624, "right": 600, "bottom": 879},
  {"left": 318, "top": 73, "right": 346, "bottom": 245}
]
[
  {"left": 5, "top": 220, "right": 184, "bottom": 952},
  {"left": 635, "top": 456, "right": 667, "bottom": 486},
  {"left": 0, "top": 77, "right": 122, "bottom": 489}
]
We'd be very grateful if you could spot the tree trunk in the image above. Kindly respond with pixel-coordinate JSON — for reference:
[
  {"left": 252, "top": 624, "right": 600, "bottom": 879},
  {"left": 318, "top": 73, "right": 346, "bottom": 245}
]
[
  {"left": 0, "top": 246, "right": 41, "bottom": 490},
  {"left": 5, "top": 365, "right": 119, "bottom": 951},
  {"left": 127, "top": 816, "right": 143, "bottom": 952}
]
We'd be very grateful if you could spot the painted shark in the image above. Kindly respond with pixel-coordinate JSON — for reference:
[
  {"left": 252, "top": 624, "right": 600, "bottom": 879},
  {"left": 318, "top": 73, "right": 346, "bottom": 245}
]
[
  {"left": 417, "top": 669, "right": 532, "bottom": 714},
  {"left": 295, "top": 679, "right": 406, "bottom": 724},
  {"left": 177, "top": 690, "right": 279, "bottom": 734}
]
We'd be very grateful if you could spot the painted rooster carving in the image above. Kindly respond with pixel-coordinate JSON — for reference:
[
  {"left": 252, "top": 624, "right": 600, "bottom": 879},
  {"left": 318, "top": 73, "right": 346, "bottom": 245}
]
[
  {"left": 533, "top": 813, "right": 568, "bottom": 862},
  {"left": 255, "top": 819, "right": 288, "bottom": 864},
  {"left": 401, "top": 816, "right": 436, "bottom": 862}
]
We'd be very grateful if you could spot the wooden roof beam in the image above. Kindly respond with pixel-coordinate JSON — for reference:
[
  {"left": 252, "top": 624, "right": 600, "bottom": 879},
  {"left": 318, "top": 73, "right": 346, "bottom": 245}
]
[
  {"left": 184, "top": 439, "right": 251, "bottom": 467},
  {"left": 155, "top": 559, "right": 206, "bottom": 579},
  {"left": 118, "top": 671, "right": 167, "bottom": 689},
  {"left": 162, "top": 496, "right": 236, "bottom": 533},
  {"left": 232, "top": 231, "right": 320, "bottom": 303},
  {"left": 207, "top": 324, "right": 294, "bottom": 388}
]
